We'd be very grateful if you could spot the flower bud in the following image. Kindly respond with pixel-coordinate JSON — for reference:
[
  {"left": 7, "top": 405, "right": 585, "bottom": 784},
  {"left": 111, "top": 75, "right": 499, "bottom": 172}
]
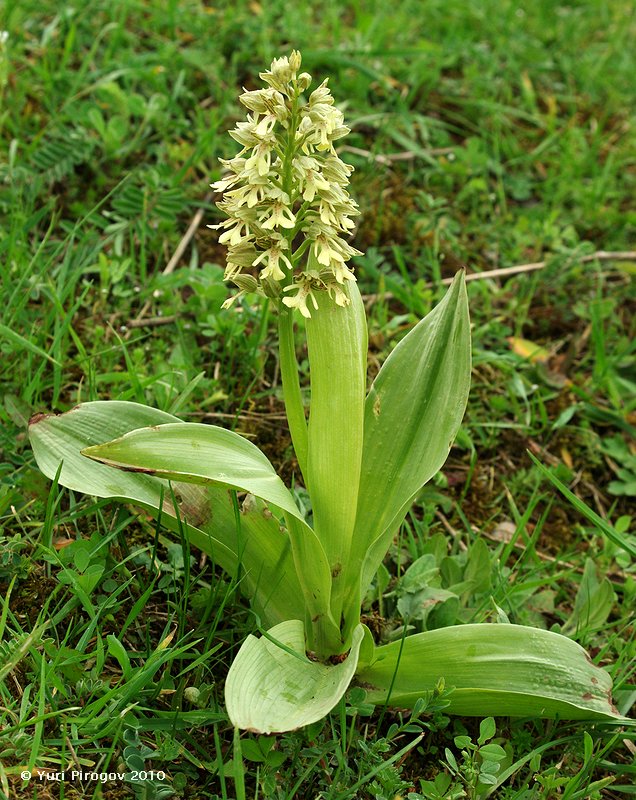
[{"left": 297, "top": 72, "right": 312, "bottom": 91}]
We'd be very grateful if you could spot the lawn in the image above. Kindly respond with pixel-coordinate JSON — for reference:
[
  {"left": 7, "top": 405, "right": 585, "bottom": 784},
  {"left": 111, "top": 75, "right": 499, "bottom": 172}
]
[{"left": 1, "top": 1, "right": 635, "bottom": 798}]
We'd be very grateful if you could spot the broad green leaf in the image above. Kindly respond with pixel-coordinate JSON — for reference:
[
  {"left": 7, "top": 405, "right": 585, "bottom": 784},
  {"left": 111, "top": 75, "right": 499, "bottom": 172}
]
[
  {"left": 355, "top": 624, "right": 622, "bottom": 720},
  {"left": 305, "top": 281, "right": 367, "bottom": 630},
  {"left": 478, "top": 717, "right": 497, "bottom": 744},
  {"left": 57, "top": 563, "right": 104, "bottom": 595},
  {"left": 463, "top": 538, "right": 493, "bottom": 596},
  {"left": 399, "top": 553, "right": 439, "bottom": 593},
  {"left": 226, "top": 620, "right": 364, "bottom": 733},
  {"left": 82, "top": 422, "right": 304, "bottom": 522},
  {"left": 28, "top": 401, "right": 304, "bottom": 627},
  {"left": 396, "top": 553, "right": 458, "bottom": 624},
  {"left": 284, "top": 516, "right": 341, "bottom": 654},
  {"left": 78, "top": 415, "right": 340, "bottom": 651},
  {"left": 30, "top": 402, "right": 182, "bottom": 505},
  {"left": 343, "top": 273, "right": 471, "bottom": 629},
  {"left": 479, "top": 743, "right": 506, "bottom": 762}
]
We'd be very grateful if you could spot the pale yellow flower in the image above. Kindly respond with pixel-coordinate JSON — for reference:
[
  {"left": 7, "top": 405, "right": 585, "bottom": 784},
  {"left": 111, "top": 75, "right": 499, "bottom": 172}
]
[
  {"left": 260, "top": 199, "right": 296, "bottom": 230},
  {"left": 282, "top": 281, "right": 319, "bottom": 318},
  {"left": 252, "top": 235, "right": 292, "bottom": 281}
]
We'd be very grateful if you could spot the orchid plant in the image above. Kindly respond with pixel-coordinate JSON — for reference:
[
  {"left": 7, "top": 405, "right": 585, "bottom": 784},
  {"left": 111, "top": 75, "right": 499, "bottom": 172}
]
[{"left": 30, "top": 52, "right": 620, "bottom": 733}]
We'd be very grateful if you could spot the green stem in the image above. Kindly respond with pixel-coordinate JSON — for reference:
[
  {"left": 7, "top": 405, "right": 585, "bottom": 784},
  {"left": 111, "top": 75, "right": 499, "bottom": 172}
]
[
  {"left": 276, "top": 87, "right": 310, "bottom": 482},
  {"left": 282, "top": 92, "right": 298, "bottom": 198},
  {"left": 278, "top": 308, "right": 308, "bottom": 482}
]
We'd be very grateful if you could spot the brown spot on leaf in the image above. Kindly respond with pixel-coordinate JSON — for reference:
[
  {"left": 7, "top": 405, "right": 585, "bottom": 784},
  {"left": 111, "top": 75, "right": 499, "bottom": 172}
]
[
  {"left": 28, "top": 412, "right": 53, "bottom": 426},
  {"left": 169, "top": 485, "right": 211, "bottom": 528},
  {"left": 329, "top": 649, "right": 350, "bottom": 665},
  {"left": 116, "top": 464, "right": 157, "bottom": 474}
]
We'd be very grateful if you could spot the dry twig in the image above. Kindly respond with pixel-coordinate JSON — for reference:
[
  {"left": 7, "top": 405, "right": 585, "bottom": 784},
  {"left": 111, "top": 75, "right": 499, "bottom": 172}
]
[
  {"left": 163, "top": 191, "right": 214, "bottom": 277},
  {"left": 126, "top": 315, "right": 178, "bottom": 329},
  {"left": 130, "top": 191, "right": 215, "bottom": 330},
  {"left": 363, "top": 250, "right": 636, "bottom": 305},
  {"left": 340, "top": 144, "right": 455, "bottom": 164}
]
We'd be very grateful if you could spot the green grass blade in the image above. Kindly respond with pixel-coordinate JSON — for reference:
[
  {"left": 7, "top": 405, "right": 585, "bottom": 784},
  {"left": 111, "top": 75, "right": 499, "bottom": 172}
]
[
  {"left": 0, "top": 322, "right": 61, "bottom": 365},
  {"left": 0, "top": 622, "right": 49, "bottom": 685},
  {"left": 529, "top": 453, "right": 636, "bottom": 557}
]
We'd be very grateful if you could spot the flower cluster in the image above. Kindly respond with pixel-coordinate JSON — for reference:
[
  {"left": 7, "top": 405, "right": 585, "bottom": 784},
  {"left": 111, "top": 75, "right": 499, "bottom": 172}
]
[{"left": 210, "top": 51, "right": 362, "bottom": 317}]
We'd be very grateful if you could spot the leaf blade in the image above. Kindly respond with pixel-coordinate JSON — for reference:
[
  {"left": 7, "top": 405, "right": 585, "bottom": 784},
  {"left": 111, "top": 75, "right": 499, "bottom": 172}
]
[
  {"left": 64, "top": 411, "right": 340, "bottom": 650},
  {"left": 226, "top": 620, "right": 364, "bottom": 733},
  {"left": 28, "top": 401, "right": 305, "bottom": 627},
  {"left": 305, "top": 281, "right": 367, "bottom": 635},
  {"left": 82, "top": 422, "right": 304, "bottom": 521},
  {"left": 356, "top": 624, "right": 622, "bottom": 720},
  {"left": 345, "top": 273, "right": 471, "bottom": 623}
]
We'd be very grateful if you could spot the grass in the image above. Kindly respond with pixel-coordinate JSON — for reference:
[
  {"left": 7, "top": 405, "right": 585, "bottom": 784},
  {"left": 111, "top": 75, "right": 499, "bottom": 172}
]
[{"left": 1, "top": 0, "right": 635, "bottom": 797}]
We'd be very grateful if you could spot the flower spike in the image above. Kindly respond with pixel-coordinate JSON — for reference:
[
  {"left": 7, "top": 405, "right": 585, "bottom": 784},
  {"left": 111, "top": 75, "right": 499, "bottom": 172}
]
[{"left": 211, "top": 51, "right": 362, "bottom": 315}]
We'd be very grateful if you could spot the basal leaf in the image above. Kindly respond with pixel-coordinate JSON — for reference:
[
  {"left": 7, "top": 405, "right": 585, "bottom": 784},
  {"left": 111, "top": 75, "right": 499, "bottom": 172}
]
[
  {"left": 82, "top": 422, "right": 304, "bottom": 522},
  {"left": 80, "top": 416, "right": 340, "bottom": 650},
  {"left": 343, "top": 273, "right": 471, "bottom": 629},
  {"left": 356, "top": 624, "right": 622, "bottom": 720},
  {"left": 225, "top": 620, "right": 364, "bottom": 733},
  {"left": 28, "top": 401, "right": 305, "bottom": 627}
]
